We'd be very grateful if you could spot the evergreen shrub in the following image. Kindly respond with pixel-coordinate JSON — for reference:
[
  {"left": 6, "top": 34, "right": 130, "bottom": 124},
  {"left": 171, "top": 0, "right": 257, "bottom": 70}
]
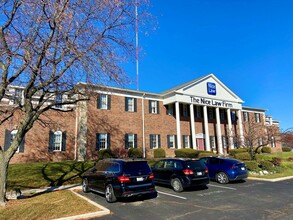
[{"left": 154, "top": 148, "right": 166, "bottom": 158}]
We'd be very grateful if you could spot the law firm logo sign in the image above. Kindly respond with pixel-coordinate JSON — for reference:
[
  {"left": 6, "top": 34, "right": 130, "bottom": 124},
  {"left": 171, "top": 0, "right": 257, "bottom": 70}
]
[{"left": 207, "top": 82, "right": 216, "bottom": 95}]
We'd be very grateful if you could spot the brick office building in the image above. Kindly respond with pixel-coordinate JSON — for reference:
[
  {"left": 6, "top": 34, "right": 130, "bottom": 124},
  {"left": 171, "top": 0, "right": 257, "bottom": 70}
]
[{"left": 0, "top": 74, "right": 281, "bottom": 164}]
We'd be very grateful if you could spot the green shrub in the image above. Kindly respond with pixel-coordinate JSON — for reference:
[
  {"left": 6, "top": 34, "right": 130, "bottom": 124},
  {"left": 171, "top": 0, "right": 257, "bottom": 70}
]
[
  {"left": 229, "top": 148, "right": 248, "bottom": 157},
  {"left": 261, "top": 146, "right": 272, "bottom": 154},
  {"left": 259, "top": 160, "right": 274, "bottom": 171},
  {"left": 174, "top": 149, "right": 198, "bottom": 158},
  {"left": 98, "top": 149, "right": 114, "bottom": 159},
  {"left": 198, "top": 152, "right": 215, "bottom": 158},
  {"left": 154, "top": 148, "right": 166, "bottom": 158},
  {"left": 128, "top": 148, "right": 143, "bottom": 158},
  {"left": 282, "top": 147, "right": 292, "bottom": 152},
  {"left": 270, "top": 157, "right": 282, "bottom": 166},
  {"left": 245, "top": 161, "right": 259, "bottom": 171},
  {"left": 235, "top": 152, "right": 252, "bottom": 161}
]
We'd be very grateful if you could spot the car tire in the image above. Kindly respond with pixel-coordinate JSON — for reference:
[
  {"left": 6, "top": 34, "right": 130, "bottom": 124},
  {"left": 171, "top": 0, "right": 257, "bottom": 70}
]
[
  {"left": 105, "top": 184, "right": 117, "bottom": 203},
  {"left": 171, "top": 178, "right": 183, "bottom": 192},
  {"left": 216, "top": 172, "right": 229, "bottom": 184},
  {"left": 82, "top": 178, "right": 89, "bottom": 193}
]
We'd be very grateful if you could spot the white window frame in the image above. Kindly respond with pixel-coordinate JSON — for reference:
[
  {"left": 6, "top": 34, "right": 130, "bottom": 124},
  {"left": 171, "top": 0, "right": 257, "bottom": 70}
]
[
  {"left": 98, "top": 133, "right": 108, "bottom": 150},
  {"left": 222, "top": 136, "right": 227, "bottom": 148},
  {"left": 150, "top": 100, "right": 158, "bottom": 114},
  {"left": 167, "top": 135, "right": 176, "bottom": 149},
  {"left": 167, "top": 104, "right": 174, "bottom": 115},
  {"left": 53, "top": 131, "right": 62, "bottom": 151},
  {"left": 210, "top": 136, "right": 216, "bottom": 149},
  {"left": 100, "top": 94, "right": 108, "bottom": 110},
  {"left": 255, "top": 113, "right": 261, "bottom": 123},
  {"left": 243, "top": 111, "right": 249, "bottom": 122},
  {"left": 150, "top": 134, "right": 160, "bottom": 149},
  {"left": 127, "top": 134, "right": 135, "bottom": 149},
  {"left": 127, "top": 97, "right": 135, "bottom": 112},
  {"left": 55, "top": 94, "right": 63, "bottom": 109},
  {"left": 11, "top": 130, "right": 20, "bottom": 153},
  {"left": 183, "top": 135, "right": 190, "bottom": 148}
]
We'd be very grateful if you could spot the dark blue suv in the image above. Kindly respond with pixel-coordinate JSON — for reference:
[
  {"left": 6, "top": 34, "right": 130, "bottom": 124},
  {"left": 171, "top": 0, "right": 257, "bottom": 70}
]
[
  {"left": 200, "top": 156, "right": 248, "bottom": 184},
  {"left": 82, "top": 159, "right": 157, "bottom": 202}
]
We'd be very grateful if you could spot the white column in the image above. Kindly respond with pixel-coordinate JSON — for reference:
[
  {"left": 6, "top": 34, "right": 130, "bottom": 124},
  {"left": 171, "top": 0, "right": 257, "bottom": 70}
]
[
  {"left": 190, "top": 104, "right": 196, "bottom": 149},
  {"left": 227, "top": 108, "right": 234, "bottom": 150},
  {"left": 215, "top": 107, "right": 223, "bottom": 155},
  {"left": 175, "top": 101, "right": 182, "bottom": 149},
  {"left": 203, "top": 106, "right": 210, "bottom": 151},
  {"left": 237, "top": 110, "right": 244, "bottom": 146}
]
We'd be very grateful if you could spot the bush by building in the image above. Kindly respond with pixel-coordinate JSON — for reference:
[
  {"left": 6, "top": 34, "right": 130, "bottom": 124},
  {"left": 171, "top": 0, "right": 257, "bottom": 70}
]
[
  {"left": 270, "top": 157, "right": 282, "bottom": 166},
  {"left": 98, "top": 149, "right": 115, "bottom": 159},
  {"left": 245, "top": 161, "right": 259, "bottom": 171},
  {"left": 174, "top": 149, "right": 198, "bottom": 158},
  {"left": 154, "top": 148, "right": 166, "bottom": 158},
  {"left": 128, "top": 148, "right": 143, "bottom": 158},
  {"left": 229, "top": 148, "right": 248, "bottom": 157},
  {"left": 259, "top": 160, "right": 274, "bottom": 171},
  {"left": 282, "top": 147, "right": 292, "bottom": 152},
  {"left": 234, "top": 152, "right": 252, "bottom": 161},
  {"left": 198, "top": 152, "right": 215, "bottom": 158},
  {"left": 261, "top": 146, "right": 272, "bottom": 154}
]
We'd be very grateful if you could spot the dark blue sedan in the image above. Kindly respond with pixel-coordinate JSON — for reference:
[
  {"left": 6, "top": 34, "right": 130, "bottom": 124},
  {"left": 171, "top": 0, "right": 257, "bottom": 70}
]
[{"left": 200, "top": 156, "right": 248, "bottom": 184}]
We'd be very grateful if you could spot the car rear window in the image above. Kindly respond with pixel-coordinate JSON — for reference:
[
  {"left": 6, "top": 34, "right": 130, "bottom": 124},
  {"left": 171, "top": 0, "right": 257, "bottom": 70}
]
[
  {"left": 123, "top": 161, "right": 151, "bottom": 175},
  {"left": 186, "top": 160, "right": 206, "bottom": 170}
]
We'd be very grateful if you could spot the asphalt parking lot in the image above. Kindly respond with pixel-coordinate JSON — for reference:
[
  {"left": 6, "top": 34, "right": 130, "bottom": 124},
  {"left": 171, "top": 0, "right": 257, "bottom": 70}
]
[{"left": 80, "top": 178, "right": 293, "bottom": 220}]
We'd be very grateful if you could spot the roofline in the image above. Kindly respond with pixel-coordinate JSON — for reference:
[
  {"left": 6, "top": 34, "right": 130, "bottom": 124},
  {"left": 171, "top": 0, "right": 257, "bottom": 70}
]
[{"left": 242, "top": 106, "right": 267, "bottom": 112}]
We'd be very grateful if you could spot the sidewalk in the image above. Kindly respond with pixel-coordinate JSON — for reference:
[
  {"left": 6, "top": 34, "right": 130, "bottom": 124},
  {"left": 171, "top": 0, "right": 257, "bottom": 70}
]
[
  {"left": 248, "top": 175, "right": 293, "bottom": 182},
  {"left": 7, "top": 184, "right": 110, "bottom": 220}
]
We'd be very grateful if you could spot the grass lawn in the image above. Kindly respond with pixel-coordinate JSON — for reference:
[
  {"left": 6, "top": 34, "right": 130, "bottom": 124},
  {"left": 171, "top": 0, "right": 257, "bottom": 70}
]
[
  {"left": 7, "top": 160, "right": 95, "bottom": 191},
  {"left": 0, "top": 190, "right": 101, "bottom": 220}
]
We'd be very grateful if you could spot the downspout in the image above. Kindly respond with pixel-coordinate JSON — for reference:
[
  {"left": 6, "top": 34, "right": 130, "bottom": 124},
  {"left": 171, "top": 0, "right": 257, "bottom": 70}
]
[
  {"left": 74, "top": 102, "right": 79, "bottom": 161},
  {"left": 142, "top": 93, "right": 146, "bottom": 158}
]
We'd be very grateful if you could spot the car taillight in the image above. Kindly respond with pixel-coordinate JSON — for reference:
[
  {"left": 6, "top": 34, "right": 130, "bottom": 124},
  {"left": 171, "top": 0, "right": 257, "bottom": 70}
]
[
  {"left": 205, "top": 168, "right": 208, "bottom": 173},
  {"left": 148, "top": 173, "right": 154, "bottom": 180},
  {"left": 118, "top": 175, "right": 131, "bottom": 183},
  {"left": 230, "top": 165, "right": 237, "bottom": 169},
  {"left": 183, "top": 169, "right": 194, "bottom": 175}
]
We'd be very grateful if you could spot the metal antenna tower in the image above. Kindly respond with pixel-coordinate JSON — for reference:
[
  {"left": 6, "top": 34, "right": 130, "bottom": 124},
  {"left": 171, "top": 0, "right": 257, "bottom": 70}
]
[{"left": 135, "top": 0, "right": 139, "bottom": 90}]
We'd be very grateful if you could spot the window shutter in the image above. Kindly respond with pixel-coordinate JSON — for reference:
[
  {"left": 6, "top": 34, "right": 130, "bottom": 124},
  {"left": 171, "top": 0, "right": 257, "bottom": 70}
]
[
  {"left": 165, "top": 105, "right": 169, "bottom": 115},
  {"left": 107, "top": 95, "right": 111, "bottom": 110},
  {"left": 125, "top": 134, "right": 129, "bottom": 149},
  {"left": 4, "top": 129, "right": 11, "bottom": 151},
  {"left": 62, "top": 131, "right": 67, "bottom": 151},
  {"left": 150, "top": 135, "right": 153, "bottom": 149},
  {"left": 158, "top": 135, "right": 161, "bottom": 148},
  {"left": 149, "top": 100, "right": 152, "bottom": 113},
  {"left": 125, "top": 97, "right": 128, "bottom": 111},
  {"left": 134, "top": 98, "right": 137, "bottom": 112},
  {"left": 180, "top": 104, "right": 183, "bottom": 117},
  {"left": 175, "top": 135, "right": 178, "bottom": 149},
  {"left": 19, "top": 136, "right": 25, "bottom": 153},
  {"left": 134, "top": 134, "right": 138, "bottom": 148},
  {"left": 182, "top": 135, "right": 185, "bottom": 148},
  {"left": 167, "top": 135, "right": 170, "bottom": 148},
  {"left": 97, "top": 94, "right": 100, "bottom": 109},
  {"left": 96, "top": 133, "right": 100, "bottom": 150},
  {"left": 107, "top": 133, "right": 111, "bottom": 149},
  {"left": 48, "top": 131, "right": 54, "bottom": 152},
  {"left": 157, "top": 101, "right": 160, "bottom": 114}
]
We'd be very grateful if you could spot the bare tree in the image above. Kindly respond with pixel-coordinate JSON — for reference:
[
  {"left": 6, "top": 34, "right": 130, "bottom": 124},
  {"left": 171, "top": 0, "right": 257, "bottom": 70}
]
[
  {"left": 281, "top": 128, "right": 293, "bottom": 149},
  {"left": 0, "top": 0, "right": 150, "bottom": 206}
]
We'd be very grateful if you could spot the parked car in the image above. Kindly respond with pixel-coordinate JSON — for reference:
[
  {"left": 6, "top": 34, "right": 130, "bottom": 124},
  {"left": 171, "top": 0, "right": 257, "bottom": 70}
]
[
  {"left": 82, "top": 158, "right": 157, "bottom": 203},
  {"left": 151, "top": 158, "right": 209, "bottom": 192},
  {"left": 199, "top": 156, "right": 248, "bottom": 184}
]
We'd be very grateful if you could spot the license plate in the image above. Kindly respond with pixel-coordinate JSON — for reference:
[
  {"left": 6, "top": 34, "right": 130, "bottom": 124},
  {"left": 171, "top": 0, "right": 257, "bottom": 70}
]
[
  {"left": 137, "top": 177, "right": 144, "bottom": 181},
  {"left": 241, "top": 167, "right": 245, "bottom": 170},
  {"left": 197, "top": 172, "right": 203, "bottom": 176}
]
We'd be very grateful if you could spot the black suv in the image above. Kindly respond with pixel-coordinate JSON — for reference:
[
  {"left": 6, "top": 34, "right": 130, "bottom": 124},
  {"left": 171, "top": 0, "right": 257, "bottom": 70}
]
[
  {"left": 82, "top": 159, "right": 157, "bottom": 202},
  {"left": 151, "top": 158, "right": 209, "bottom": 192}
]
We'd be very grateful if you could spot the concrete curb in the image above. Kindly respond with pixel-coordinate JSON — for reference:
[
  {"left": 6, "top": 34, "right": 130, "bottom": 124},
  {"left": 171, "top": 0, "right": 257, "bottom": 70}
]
[{"left": 248, "top": 175, "right": 293, "bottom": 182}]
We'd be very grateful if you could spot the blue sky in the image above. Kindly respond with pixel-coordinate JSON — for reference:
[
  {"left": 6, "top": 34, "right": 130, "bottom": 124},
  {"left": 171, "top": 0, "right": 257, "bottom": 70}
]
[{"left": 126, "top": 0, "right": 293, "bottom": 130}]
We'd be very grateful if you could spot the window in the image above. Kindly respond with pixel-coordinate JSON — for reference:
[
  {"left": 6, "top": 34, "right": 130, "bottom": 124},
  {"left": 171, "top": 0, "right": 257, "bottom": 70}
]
[
  {"left": 255, "top": 113, "right": 261, "bottom": 123},
  {"left": 125, "top": 97, "right": 137, "bottom": 112},
  {"left": 96, "top": 133, "right": 110, "bottom": 150},
  {"left": 258, "top": 137, "right": 263, "bottom": 146},
  {"left": 182, "top": 104, "right": 189, "bottom": 117},
  {"left": 14, "top": 88, "right": 23, "bottom": 104},
  {"left": 167, "top": 135, "right": 176, "bottom": 148},
  {"left": 196, "top": 106, "right": 202, "bottom": 118},
  {"left": 243, "top": 111, "right": 249, "bottom": 122},
  {"left": 222, "top": 136, "right": 228, "bottom": 148},
  {"left": 182, "top": 135, "right": 190, "bottom": 148},
  {"left": 271, "top": 137, "right": 276, "bottom": 148},
  {"left": 149, "top": 100, "right": 159, "bottom": 114},
  {"left": 150, "top": 134, "right": 160, "bottom": 149},
  {"left": 97, "top": 94, "right": 111, "bottom": 110},
  {"left": 55, "top": 93, "right": 63, "bottom": 108},
  {"left": 125, "top": 134, "right": 137, "bottom": 149},
  {"left": 210, "top": 136, "right": 216, "bottom": 149},
  {"left": 208, "top": 108, "right": 214, "bottom": 119},
  {"left": 231, "top": 111, "right": 236, "bottom": 122},
  {"left": 166, "top": 104, "right": 174, "bottom": 116},
  {"left": 49, "top": 130, "right": 66, "bottom": 152},
  {"left": 4, "top": 129, "right": 25, "bottom": 153},
  {"left": 220, "top": 109, "right": 226, "bottom": 121}
]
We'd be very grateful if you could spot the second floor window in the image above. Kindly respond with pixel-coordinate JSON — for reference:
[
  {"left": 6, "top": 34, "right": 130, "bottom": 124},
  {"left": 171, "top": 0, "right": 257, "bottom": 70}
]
[
  {"left": 97, "top": 94, "right": 111, "bottom": 110},
  {"left": 149, "top": 100, "right": 159, "bottom": 114},
  {"left": 243, "top": 111, "right": 249, "bottom": 122},
  {"left": 55, "top": 93, "right": 63, "bottom": 108},
  {"left": 125, "top": 97, "right": 137, "bottom": 112},
  {"left": 255, "top": 113, "right": 261, "bottom": 123},
  {"left": 14, "top": 88, "right": 23, "bottom": 104},
  {"left": 196, "top": 106, "right": 202, "bottom": 118}
]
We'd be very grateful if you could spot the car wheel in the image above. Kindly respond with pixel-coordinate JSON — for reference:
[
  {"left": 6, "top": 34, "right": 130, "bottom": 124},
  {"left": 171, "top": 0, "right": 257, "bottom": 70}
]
[
  {"left": 216, "top": 172, "right": 229, "bottom": 184},
  {"left": 82, "top": 178, "right": 89, "bottom": 193},
  {"left": 171, "top": 178, "right": 183, "bottom": 192},
  {"left": 105, "top": 184, "right": 117, "bottom": 203}
]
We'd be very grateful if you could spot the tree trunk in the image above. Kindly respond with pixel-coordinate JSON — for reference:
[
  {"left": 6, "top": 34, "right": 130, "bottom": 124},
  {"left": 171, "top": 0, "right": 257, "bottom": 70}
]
[{"left": 0, "top": 152, "right": 9, "bottom": 207}]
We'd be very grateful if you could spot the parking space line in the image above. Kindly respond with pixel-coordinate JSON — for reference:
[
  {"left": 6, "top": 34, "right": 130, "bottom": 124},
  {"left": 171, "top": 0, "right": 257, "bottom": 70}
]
[
  {"left": 208, "top": 184, "right": 237, "bottom": 190},
  {"left": 157, "top": 191, "right": 187, "bottom": 200}
]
